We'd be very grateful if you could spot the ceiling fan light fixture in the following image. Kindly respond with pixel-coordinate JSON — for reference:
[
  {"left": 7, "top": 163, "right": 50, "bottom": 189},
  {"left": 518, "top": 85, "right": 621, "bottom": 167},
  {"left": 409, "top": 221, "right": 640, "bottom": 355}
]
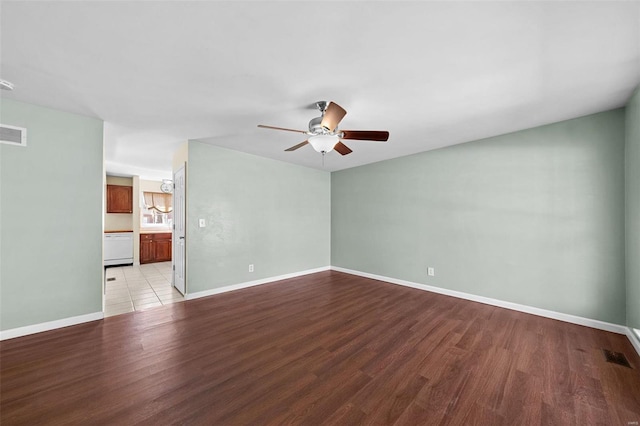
[{"left": 308, "top": 134, "right": 339, "bottom": 153}]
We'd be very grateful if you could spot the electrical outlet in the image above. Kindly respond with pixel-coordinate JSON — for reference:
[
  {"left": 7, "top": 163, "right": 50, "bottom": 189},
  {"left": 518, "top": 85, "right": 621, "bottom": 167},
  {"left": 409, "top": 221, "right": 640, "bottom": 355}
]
[
  {"left": 428, "top": 267, "right": 435, "bottom": 276},
  {"left": 199, "top": 218, "right": 206, "bottom": 227},
  {"left": 249, "top": 264, "right": 254, "bottom": 272}
]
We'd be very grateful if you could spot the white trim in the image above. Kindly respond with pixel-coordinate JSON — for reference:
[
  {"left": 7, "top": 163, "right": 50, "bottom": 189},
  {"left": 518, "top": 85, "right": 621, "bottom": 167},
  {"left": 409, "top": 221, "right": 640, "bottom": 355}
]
[
  {"left": 0, "top": 311, "right": 104, "bottom": 341},
  {"left": 331, "top": 266, "right": 628, "bottom": 335},
  {"left": 2, "top": 268, "right": 637, "bottom": 357},
  {"left": 626, "top": 328, "right": 640, "bottom": 357},
  {"left": 186, "top": 266, "right": 331, "bottom": 301}
]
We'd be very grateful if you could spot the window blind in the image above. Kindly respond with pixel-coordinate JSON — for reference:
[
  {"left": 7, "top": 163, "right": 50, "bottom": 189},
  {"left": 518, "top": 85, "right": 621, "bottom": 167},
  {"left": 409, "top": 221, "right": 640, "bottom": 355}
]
[{"left": 143, "top": 192, "right": 173, "bottom": 213}]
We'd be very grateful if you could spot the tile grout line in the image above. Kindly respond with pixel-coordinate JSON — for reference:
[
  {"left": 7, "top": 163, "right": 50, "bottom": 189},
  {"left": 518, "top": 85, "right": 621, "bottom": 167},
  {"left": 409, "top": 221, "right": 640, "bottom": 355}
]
[
  {"left": 105, "top": 262, "right": 183, "bottom": 316},
  {"left": 106, "top": 269, "right": 134, "bottom": 315},
  {"left": 146, "top": 264, "right": 165, "bottom": 306},
  {"left": 133, "top": 263, "right": 169, "bottom": 308}
]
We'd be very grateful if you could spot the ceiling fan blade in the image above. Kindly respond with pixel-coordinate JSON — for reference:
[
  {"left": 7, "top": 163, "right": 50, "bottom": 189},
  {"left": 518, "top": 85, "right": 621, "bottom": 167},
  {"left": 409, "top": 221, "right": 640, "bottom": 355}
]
[
  {"left": 258, "top": 124, "right": 307, "bottom": 134},
  {"left": 334, "top": 141, "right": 353, "bottom": 156},
  {"left": 341, "top": 130, "right": 389, "bottom": 141},
  {"left": 285, "top": 140, "right": 309, "bottom": 151},
  {"left": 321, "top": 102, "right": 347, "bottom": 132}
]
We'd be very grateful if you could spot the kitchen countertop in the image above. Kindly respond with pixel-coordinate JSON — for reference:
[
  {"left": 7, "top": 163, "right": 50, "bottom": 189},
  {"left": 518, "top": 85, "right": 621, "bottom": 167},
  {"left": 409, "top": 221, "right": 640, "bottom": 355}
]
[{"left": 104, "top": 230, "right": 172, "bottom": 234}]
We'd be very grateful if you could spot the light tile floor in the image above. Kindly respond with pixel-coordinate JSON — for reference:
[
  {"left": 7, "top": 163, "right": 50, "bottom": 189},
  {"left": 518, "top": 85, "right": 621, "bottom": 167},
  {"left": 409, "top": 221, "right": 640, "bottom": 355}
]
[{"left": 104, "top": 261, "right": 184, "bottom": 317}]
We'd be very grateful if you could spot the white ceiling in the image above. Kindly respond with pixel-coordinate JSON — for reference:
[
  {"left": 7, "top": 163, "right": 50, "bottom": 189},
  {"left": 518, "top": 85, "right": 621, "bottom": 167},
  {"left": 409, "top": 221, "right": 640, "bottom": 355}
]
[{"left": 1, "top": 1, "right": 639, "bottom": 177}]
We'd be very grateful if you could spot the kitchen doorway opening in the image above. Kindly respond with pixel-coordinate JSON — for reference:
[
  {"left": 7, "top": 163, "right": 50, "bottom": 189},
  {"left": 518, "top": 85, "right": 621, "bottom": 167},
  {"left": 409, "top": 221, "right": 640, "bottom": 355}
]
[{"left": 104, "top": 262, "right": 183, "bottom": 317}]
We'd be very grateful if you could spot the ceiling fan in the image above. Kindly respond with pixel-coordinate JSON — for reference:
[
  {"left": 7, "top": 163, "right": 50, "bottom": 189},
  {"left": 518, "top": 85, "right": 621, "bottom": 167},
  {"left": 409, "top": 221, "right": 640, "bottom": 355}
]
[{"left": 258, "top": 101, "right": 389, "bottom": 156}]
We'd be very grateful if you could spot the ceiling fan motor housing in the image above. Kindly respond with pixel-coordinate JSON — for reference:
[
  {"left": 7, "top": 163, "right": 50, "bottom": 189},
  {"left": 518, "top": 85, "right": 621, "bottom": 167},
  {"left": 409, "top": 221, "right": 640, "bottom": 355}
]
[{"left": 308, "top": 116, "right": 326, "bottom": 134}]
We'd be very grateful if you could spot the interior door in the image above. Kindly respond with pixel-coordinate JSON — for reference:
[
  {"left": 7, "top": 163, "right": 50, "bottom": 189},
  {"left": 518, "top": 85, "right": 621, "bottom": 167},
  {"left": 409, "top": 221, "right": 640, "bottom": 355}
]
[{"left": 173, "top": 165, "right": 186, "bottom": 295}]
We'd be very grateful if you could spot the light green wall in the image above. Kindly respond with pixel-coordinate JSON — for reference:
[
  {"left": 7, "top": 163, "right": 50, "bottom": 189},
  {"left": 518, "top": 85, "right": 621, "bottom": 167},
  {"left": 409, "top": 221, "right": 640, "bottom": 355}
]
[
  {"left": 0, "top": 97, "right": 632, "bottom": 332},
  {"left": 186, "top": 141, "right": 330, "bottom": 293},
  {"left": 627, "top": 87, "right": 640, "bottom": 329},
  {"left": 332, "top": 109, "right": 626, "bottom": 324},
  {"left": 0, "top": 98, "right": 103, "bottom": 330}
]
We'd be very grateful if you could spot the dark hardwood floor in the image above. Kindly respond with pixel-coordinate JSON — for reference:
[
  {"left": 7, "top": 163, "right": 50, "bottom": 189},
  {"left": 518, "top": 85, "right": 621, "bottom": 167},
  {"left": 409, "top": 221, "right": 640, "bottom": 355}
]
[{"left": 1, "top": 271, "right": 639, "bottom": 425}]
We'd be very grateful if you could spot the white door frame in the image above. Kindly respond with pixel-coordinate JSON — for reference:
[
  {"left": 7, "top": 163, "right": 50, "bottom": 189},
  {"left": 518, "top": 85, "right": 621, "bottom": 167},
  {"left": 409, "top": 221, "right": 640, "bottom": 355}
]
[{"left": 173, "top": 164, "right": 186, "bottom": 295}]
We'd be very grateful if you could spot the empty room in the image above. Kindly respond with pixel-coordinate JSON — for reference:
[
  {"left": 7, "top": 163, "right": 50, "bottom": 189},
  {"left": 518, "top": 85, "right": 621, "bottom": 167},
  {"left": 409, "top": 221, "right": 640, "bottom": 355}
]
[{"left": 1, "top": 1, "right": 640, "bottom": 424}]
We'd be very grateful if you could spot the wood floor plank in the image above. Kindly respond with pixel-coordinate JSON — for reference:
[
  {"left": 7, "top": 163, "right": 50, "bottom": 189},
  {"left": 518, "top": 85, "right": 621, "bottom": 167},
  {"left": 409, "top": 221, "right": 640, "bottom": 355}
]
[{"left": 2, "top": 270, "right": 640, "bottom": 425}]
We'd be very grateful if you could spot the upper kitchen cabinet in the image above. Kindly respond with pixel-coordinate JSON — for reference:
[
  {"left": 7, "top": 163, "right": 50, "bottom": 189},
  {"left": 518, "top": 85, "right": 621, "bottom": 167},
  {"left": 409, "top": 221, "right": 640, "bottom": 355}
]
[{"left": 106, "top": 184, "right": 133, "bottom": 213}]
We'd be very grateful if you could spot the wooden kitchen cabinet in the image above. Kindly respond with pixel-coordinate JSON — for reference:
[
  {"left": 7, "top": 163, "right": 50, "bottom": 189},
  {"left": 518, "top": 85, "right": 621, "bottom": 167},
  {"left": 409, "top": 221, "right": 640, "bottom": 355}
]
[
  {"left": 140, "top": 233, "right": 172, "bottom": 264},
  {"left": 106, "top": 185, "right": 133, "bottom": 213},
  {"left": 140, "top": 235, "right": 155, "bottom": 264},
  {"left": 154, "top": 234, "right": 172, "bottom": 261}
]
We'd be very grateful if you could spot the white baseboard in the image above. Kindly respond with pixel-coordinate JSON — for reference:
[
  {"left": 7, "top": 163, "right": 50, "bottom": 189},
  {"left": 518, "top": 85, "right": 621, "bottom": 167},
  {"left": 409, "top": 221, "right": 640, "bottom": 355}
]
[
  {"left": 331, "top": 266, "right": 629, "bottom": 336},
  {"left": 4, "top": 267, "right": 638, "bottom": 360},
  {"left": 186, "top": 266, "right": 331, "bottom": 301},
  {"left": 0, "top": 311, "right": 104, "bottom": 341},
  {"left": 626, "top": 328, "right": 640, "bottom": 357}
]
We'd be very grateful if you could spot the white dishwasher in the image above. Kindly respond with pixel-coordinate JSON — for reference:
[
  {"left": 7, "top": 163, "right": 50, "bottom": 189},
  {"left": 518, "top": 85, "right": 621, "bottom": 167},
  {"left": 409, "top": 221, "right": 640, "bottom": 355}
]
[{"left": 104, "top": 232, "right": 134, "bottom": 266}]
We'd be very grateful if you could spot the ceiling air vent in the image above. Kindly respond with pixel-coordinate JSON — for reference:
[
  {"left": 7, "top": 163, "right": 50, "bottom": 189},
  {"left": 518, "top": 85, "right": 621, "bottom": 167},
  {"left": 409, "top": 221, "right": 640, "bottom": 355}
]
[{"left": 0, "top": 124, "right": 27, "bottom": 147}]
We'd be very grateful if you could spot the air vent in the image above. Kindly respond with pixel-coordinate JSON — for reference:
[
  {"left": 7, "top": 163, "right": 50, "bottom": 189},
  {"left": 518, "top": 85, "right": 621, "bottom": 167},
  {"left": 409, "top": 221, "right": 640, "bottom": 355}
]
[
  {"left": 0, "top": 124, "right": 27, "bottom": 147},
  {"left": 603, "top": 349, "right": 632, "bottom": 368}
]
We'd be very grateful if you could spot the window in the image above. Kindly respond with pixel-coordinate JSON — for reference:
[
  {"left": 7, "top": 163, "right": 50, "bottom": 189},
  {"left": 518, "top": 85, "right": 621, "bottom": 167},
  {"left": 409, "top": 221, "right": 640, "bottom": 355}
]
[{"left": 141, "top": 192, "right": 173, "bottom": 228}]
